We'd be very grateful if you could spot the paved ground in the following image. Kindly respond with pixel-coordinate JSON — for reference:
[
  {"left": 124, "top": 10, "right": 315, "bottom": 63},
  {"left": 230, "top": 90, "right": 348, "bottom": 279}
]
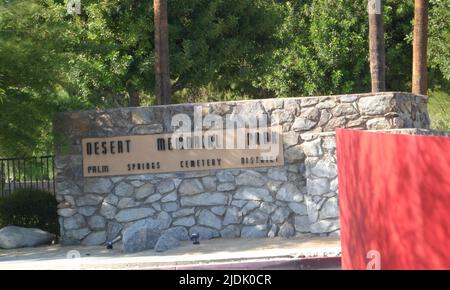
[{"left": 0, "top": 236, "right": 341, "bottom": 270}]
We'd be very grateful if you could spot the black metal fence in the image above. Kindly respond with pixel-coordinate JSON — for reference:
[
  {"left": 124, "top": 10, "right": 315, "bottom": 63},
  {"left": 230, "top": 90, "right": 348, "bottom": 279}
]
[{"left": 0, "top": 156, "right": 55, "bottom": 197}]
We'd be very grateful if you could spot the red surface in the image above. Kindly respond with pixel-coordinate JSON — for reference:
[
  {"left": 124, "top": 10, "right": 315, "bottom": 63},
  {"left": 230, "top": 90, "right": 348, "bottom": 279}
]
[{"left": 336, "top": 129, "right": 450, "bottom": 270}]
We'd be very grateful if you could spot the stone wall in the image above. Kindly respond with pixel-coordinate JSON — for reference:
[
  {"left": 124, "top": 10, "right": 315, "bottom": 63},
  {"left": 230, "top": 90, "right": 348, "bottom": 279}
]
[{"left": 54, "top": 92, "right": 429, "bottom": 247}]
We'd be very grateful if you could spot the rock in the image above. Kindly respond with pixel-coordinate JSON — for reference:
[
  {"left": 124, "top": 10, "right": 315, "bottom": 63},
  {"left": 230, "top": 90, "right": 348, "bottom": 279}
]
[
  {"left": 240, "top": 201, "right": 260, "bottom": 215},
  {"left": 82, "top": 231, "right": 106, "bottom": 246},
  {"left": 302, "top": 139, "right": 323, "bottom": 157},
  {"left": 198, "top": 209, "right": 222, "bottom": 229},
  {"left": 279, "top": 222, "right": 295, "bottom": 237},
  {"left": 84, "top": 178, "right": 112, "bottom": 194},
  {"left": 271, "top": 109, "right": 294, "bottom": 124},
  {"left": 288, "top": 202, "right": 307, "bottom": 215},
  {"left": 235, "top": 187, "right": 273, "bottom": 202},
  {"left": 154, "top": 234, "right": 180, "bottom": 252},
  {"left": 173, "top": 216, "right": 195, "bottom": 227},
  {"left": 323, "top": 136, "right": 336, "bottom": 151},
  {"left": 64, "top": 228, "right": 90, "bottom": 242},
  {"left": 135, "top": 184, "right": 155, "bottom": 199},
  {"left": 162, "top": 227, "right": 189, "bottom": 241},
  {"left": 216, "top": 171, "right": 235, "bottom": 182},
  {"left": 115, "top": 207, "right": 156, "bottom": 223},
  {"left": 220, "top": 225, "right": 240, "bottom": 239},
  {"left": 0, "top": 226, "right": 55, "bottom": 249},
  {"left": 106, "top": 221, "right": 123, "bottom": 241},
  {"left": 76, "top": 194, "right": 103, "bottom": 206},
  {"left": 271, "top": 207, "right": 290, "bottom": 224},
  {"left": 241, "top": 225, "right": 267, "bottom": 238},
  {"left": 223, "top": 207, "right": 241, "bottom": 225},
  {"left": 310, "top": 219, "right": 340, "bottom": 234},
  {"left": 178, "top": 179, "right": 204, "bottom": 195},
  {"left": 331, "top": 103, "right": 358, "bottom": 117},
  {"left": 202, "top": 176, "right": 217, "bottom": 191},
  {"left": 301, "top": 107, "right": 320, "bottom": 121},
  {"left": 367, "top": 118, "right": 391, "bottom": 130},
  {"left": 266, "top": 180, "right": 283, "bottom": 192},
  {"left": 318, "top": 110, "right": 332, "bottom": 126},
  {"left": 285, "top": 145, "right": 305, "bottom": 163},
  {"left": 316, "top": 100, "right": 336, "bottom": 109},
  {"left": 292, "top": 117, "right": 317, "bottom": 131},
  {"left": 180, "top": 192, "right": 228, "bottom": 206},
  {"left": 294, "top": 216, "right": 310, "bottom": 233},
  {"left": 217, "top": 183, "right": 236, "bottom": 191},
  {"left": 162, "top": 202, "right": 178, "bottom": 212},
  {"left": 260, "top": 202, "right": 277, "bottom": 214},
  {"left": 58, "top": 208, "right": 77, "bottom": 217},
  {"left": 189, "top": 226, "right": 219, "bottom": 240},
  {"left": 307, "top": 178, "right": 330, "bottom": 195},
  {"left": 268, "top": 224, "right": 278, "bottom": 238},
  {"left": 340, "top": 95, "right": 358, "bottom": 103},
  {"left": 145, "top": 193, "right": 162, "bottom": 204},
  {"left": 122, "top": 220, "right": 160, "bottom": 253},
  {"left": 330, "top": 178, "right": 338, "bottom": 192},
  {"left": 358, "top": 95, "right": 392, "bottom": 115},
  {"left": 320, "top": 197, "right": 339, "bottom": 219},
  {"left": 301, "top": 97, "right": 319, "bottom": 107},
  {"left": 118, "top": 197, "right": 140, "bottom": 209},
  {"left": 114, "top": 182, "right": 134, "bottom": 197},
  {"left": 88, "top": 215, "right": 106, "bottom": 230},
  {"left": 283, "top": 132, "right": 299, "bottom": 147},
  {"left": 243, "top": 210, "right": 268, "bottom": 225},
  {"left": 267, "top": 168, "right": 288, "bottom": 181},
  {"left": 311, "top": 158, "right": 337, "bottom": 178},
  {"left": 99, "top": 202, "right": 117, "bottom": 219},
  {"left": 64, "top": 214, "right": 86, "bottom": 230},
  {"left": 157, "top": 180, "right": 176, "bottom": 194},
  {"left": 276, "top": 183, "right": 303, "bottom": 202},
  {"left": 78, "top": 206, "right": 97, "bottom": 217},
  {"left": 235, "top": 171, "right": 266, "bottom": 187},
  {"left": 305, "top": 196, "right": 319, "bottom": 223},
  {"left": 172, "top": 208, "right": 195, "bottom": 218},
  {"left": 104, "top": 194, "right": 119, "bottom": 206},
  {"left": 130, "top": 180, "right": 144, "bottom": 187},
  {"left": 161, "top": 191, "right": 177, "bottom": 202},
  {"left": 211, "top": 206, "right": 226, "bottom": 216}
]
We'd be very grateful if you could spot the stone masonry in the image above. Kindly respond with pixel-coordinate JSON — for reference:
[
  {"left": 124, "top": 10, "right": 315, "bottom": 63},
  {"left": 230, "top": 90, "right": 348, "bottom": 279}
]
[{"left": 54, "top": 92, "right": 429, "bottom": 247}]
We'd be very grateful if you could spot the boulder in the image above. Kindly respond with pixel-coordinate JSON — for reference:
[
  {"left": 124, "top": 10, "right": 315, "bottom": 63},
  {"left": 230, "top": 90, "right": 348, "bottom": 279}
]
[{"left": 0, "top": 226, "right": 55, "bottom": 249}]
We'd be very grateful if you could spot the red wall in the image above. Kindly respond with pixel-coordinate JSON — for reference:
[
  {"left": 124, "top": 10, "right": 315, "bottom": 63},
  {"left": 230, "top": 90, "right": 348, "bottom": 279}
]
[{"left": 336, "top": 129, "right": 450, "bottom": 270}]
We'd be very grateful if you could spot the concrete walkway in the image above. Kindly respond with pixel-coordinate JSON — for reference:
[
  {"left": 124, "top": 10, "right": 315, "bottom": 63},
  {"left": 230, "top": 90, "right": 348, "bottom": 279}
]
[{"left": 0, "top": 236, "right": 341, "bottom": 270}]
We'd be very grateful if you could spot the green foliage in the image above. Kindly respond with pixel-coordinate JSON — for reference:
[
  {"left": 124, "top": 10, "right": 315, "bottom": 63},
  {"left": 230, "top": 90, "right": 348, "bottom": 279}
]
[{"left": 0, "top": 188, "right": 58, "bottom": 234}]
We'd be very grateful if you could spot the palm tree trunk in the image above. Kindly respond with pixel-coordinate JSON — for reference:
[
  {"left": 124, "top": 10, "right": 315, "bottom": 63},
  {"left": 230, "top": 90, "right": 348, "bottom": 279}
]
[
  {"left": 154, "top": 0, "right": 171, "bottom": 104},
  {"left": 368, "top": 0, "right": 386, "bottom": 92},
  {"left": 412, "top": 0, "right": 428, "bottom": 96}
]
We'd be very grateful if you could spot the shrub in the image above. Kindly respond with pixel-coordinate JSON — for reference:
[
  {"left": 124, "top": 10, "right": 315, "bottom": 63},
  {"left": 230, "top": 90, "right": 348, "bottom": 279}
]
[{"left": 0, "top": 188, "right": 58, "bottom": 235}]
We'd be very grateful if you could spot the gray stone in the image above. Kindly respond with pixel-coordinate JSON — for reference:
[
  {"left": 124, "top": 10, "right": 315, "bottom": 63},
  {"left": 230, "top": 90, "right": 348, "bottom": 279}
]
[
  {"left": 58, "top": 208, "right": 77, "bottom": 217},
  {"left": 180, "top": 192, "right": 228, "bottom": 206},
  {"left": 189, "top": 226, "right": 219, "bottom": 240},
  {"left": 235, "top": 187, "right": 273, "bottom": 202},
  {"left": 271, "top": 207, "right": 290, "bottom": 224},
  {"left": 202, "top": 176, "right": 217, "bottom": 191},
  {"left": 318, "top": 110, "right": 332, "bottom": 126},
  {"left": 294, "top": 216, "right": 310, "bottom": 233},
  {"left": 115, "top": 207, "right": 156, "bottom": 223},
  {"left": 132, "top": 124, "right": 164, "bottom": 135},
  {"left": 78, "top": 206, "right": 97, "bottom": 217},
  {"left": 100, "top": 202, "right": 117, "bottom": 219},
  {"left": 157, "top": 180, "right": 176, "bottom": 194},
  {"left": 135, "top": 184, "right": 155, "bottom": 199},
  {"left": 266, "top": 180, "right": 283, "bottom": 192},
  {"left": 276, "top": 183, "right": 303, "bottom": 202},
  {"left": 285, "top": 145, "right": 305, "bottom": 163},
  {"left": 240, "top": 200, "right": 261, "bottom": 215},
  {"left": 305, "top": 196, "right": 319, "bottom": 223},
  {"left": 231, "top": 200, "right": 247, "bottom": 208},
  {"left": 271, "top": 109, "right": 294, "bottom": 124},
  {"left": 76, "top": 194, "right": 103, "bottom": 206},
  {"left": 340, "top": 95, "right": 358, "bottom": 102},
  {"left": 279, "top": 222, "right": 295, "bottom": 237},
  {"left": 267, "top": 168, "right": 288, "bottom": 181},
  {"left": 235, "top": 171, "right": 266, "bottom": 187},
  {"left": 145, "top": 193, "right": 162, "bottom": 204},
  {"left": 331, "top": 103, "right": 358, "bottom": 117},
  {"left": 211, "top": 206, "right": 226, "bottom": 216},
  {"left": 292, "top": 117, "right": 317, "bottom": 131},
  {"left": 178, "top": 179, "right": 204, "bottom": 195},
  {"left": 154, "top": 234, "right": 180, "bottom": 252},
  {"left": 88, "top": 215, "right": 106, "bottom": 230},
  {"left": 130, "top": 180, "right": 144, "bottom": 187},
  {"left": 311, "top": 158, "right": 337, "bottom": 178},
  {"left": 316, "top": 100, "right": 336, "bottom": 109},
  {"left": 217, "top": 183, "right": 236, "bottom": 191},
  {"left": 162, "top": 202, "right": 179, "bottom": 212},
  {"left": 104, "top": 194, "right": 119, "bottom": 206},
  {"left": 358, "top": 95, "right": 392, "bottom": 115},
  {"left": 162, "top": 227, "right": 189, "bottom": 241},
  {"left": 161, "top": 191, "right": 177, "bottom": 202},
  {"left": 82, "top": 231, "right": 106, "bottom": 246},
  {"left": 268, "top": 224, "right": 278, "bottom": 238},
  {"left": 288, "top": 202, "right": 307, "bottom": 215},
  {"left": 173, "top": 216, "right": 195, "bottom": 227},
  {"left": 301, "top": 107, "right": 320, "bottom": 121},
  {"left": 241, "top": 225, "right": 267, "bottom": 238},
  {"left": 216, "top": 171, "right": 235, "bottom": 182},
  {"left": 307, "top": 178, "right": 330, "bottom": 195},
  {"left": 323, "top": 136, "right": 336, "bottom": 151},
  {"left": 223, "top": 207, "right": 241, "bottom": 225},
  {"left": 320, "top": 197, "right": 339, "bottom": 219},
  {"left": 283, "top": 131, "right": 299, "bottom": 147},
  {"left": 301, "top": 97, "right": 319, "bottom": 107},
  {"left": 0, "top": 226, "right": 55, "bottom": 249},
  {"left": 64, "top": 214, "right": 86, "bottom": 230},
  {"left": 220, "top": 225, "right": 240, "bottom": 239},
  {"left": 106, "top": 221, "right": 123, "bottom": 241},
  {"left": 198, "top": 209, "right": 222, "bottom": 229},
  {"left": 118, "top": 197, "right": 139, "bottom": 209},
  {"left": 65, "top": 228, "right": 90, "bottom": 242},
  {"left": 84, "top": 178, "right": 112, "bottom": 194},
  {"left": 367, "top": 118, "right": 391, "bottom": 130},
  {"left": 310, "top": 219, "right": 340, "bottom": 234},
  {"left": 260, "top": 202, "right": 277, "bottom": 214},
  {"left": 302, "top": 139, "right": 323, "bottom": 157},
  {"left": 114, "top": 182, "right": 134, "bottom": 197},
  {"left": 243, "top": 210, "right": 268, "bottom": 225},
  {"left": 172, "top": 208, "right": 195, "bottom": 218},
  {"left": 122, "top": 219, "right": 160, "bottom": 253}
]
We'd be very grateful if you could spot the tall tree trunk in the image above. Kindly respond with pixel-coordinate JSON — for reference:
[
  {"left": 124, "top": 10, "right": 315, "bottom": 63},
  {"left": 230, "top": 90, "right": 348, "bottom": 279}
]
[
  {"left": 368, "top": 0, "right": 386, "bottom": 92},
  {"left": 128, "top": 89, "right": 140, "bottom": 107},
  {"left": 412, "top": 0, "right": 428, "bottom": 96},
  {"left": 154, "top": 0, "right": 171, "bottom": 105}
]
